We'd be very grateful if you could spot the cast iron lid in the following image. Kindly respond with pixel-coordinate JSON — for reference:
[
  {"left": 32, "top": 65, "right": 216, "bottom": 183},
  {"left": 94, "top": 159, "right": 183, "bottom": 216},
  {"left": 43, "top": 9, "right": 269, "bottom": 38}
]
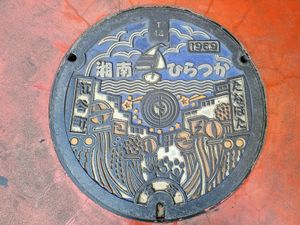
[{"left": 50, "top": 7, "right": 266, "bottom": 222}]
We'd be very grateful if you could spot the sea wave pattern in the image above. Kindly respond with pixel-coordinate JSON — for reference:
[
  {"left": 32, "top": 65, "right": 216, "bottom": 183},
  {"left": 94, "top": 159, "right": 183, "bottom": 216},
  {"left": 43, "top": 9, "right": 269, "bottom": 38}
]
[
  {"left": 98, "top": 30, "right": 127, "bottom": 45},
  {"left": 85, "top": 29, "right": 148, "bottom": 77},
  {"left": 163, "top": 43, "right": 186, "bottom": 55},
  {"left": 112, "top": 50, "right": 142, "bottom": 58},
  {"left": 169, "top": 28, "right": 193, "bottom": 40},
  {"left": 100, "top": 80, "right": 217, "bottom": 95},
  {"left": 181, "top": 25, "right": 211, "bottom": 39}
]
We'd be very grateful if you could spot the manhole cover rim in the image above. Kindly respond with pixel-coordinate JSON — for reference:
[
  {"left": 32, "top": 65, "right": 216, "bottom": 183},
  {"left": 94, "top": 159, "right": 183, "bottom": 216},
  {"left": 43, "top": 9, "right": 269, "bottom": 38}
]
[{"left": 50, "top": 6, "right": 267, "bottom": 222}]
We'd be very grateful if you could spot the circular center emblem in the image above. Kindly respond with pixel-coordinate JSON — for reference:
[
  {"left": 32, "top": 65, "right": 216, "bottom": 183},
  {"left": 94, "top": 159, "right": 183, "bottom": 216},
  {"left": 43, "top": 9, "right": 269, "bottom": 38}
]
[
  {"left": 141, "top": 90, "right": 179, "bottom": 128},
  {"left": 50, "top": 7, "right": 266, "bottom": 222}
]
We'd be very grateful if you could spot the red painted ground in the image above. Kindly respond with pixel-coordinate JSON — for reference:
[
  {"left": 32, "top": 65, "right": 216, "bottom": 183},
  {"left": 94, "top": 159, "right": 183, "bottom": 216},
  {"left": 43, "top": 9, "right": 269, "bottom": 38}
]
[{"left": 0, "top": 1, "right": 299, "bottom": 224}]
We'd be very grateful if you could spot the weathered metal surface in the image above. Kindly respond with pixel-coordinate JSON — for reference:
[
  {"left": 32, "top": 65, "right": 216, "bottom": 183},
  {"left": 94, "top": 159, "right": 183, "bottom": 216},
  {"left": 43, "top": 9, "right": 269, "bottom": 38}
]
[
  {"left": 2, "top": 1, "right": 300, "bottom": 225},
  {"left": 50, "top": 7, "right": 266, "bottom": 221}
]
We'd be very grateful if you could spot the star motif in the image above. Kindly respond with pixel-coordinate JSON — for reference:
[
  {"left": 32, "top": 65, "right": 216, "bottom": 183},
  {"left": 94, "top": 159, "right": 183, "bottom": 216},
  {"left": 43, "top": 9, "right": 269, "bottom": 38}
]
[
  {"left": 122, "top": 100, "right": 132, "bottom": 111},
  {"left": 179, "top": 96, "right": 190, "bottom": 107}
]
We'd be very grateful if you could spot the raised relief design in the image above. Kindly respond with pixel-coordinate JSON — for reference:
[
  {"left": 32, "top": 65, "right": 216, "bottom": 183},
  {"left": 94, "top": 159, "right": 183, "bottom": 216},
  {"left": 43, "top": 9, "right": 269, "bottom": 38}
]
[
  {"left": 51, "top": 8, "right": 266, "bottom": 221},
  {"left": 67, "top": 19, "right": 250, "bottom": 203}
]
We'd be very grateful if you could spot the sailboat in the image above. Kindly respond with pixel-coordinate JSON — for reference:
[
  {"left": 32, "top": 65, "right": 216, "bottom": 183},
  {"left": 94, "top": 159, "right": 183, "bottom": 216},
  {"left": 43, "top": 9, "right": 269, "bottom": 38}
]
[{"left": 135, "top": 44, "right": 166, "bottom": 84}]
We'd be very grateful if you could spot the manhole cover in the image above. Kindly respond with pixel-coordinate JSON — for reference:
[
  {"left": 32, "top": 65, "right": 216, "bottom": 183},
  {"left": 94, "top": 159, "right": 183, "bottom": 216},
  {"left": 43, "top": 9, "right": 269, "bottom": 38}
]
[{"left": 50, "top": 7, "right": 266, "bottom": 221}]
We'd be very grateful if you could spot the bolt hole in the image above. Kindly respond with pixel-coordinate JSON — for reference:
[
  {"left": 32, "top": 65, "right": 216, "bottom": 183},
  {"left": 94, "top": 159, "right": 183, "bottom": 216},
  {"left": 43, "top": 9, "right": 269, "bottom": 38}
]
[
  {"left": 240, "top": 54, "right": 249, "bottom": 64},
  {"left": 156, "top": 202, "right": 165, "bottom": 221},
  {"left": 67, "top": 53, "right": 77, "bottom": 62}
]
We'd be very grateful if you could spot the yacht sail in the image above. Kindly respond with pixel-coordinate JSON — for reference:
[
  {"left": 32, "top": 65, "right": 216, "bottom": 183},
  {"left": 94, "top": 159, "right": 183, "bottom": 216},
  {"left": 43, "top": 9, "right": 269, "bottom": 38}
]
[{"left": 135, "top": 44, "right": 166, "bottom": 83}]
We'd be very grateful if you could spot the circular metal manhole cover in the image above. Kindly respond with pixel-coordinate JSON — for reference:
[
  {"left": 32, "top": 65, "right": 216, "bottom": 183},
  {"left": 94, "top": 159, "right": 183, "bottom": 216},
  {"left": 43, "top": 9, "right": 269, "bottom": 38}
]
[{"left": 50, "top": 7, "right": 266, "bottom": 222}]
